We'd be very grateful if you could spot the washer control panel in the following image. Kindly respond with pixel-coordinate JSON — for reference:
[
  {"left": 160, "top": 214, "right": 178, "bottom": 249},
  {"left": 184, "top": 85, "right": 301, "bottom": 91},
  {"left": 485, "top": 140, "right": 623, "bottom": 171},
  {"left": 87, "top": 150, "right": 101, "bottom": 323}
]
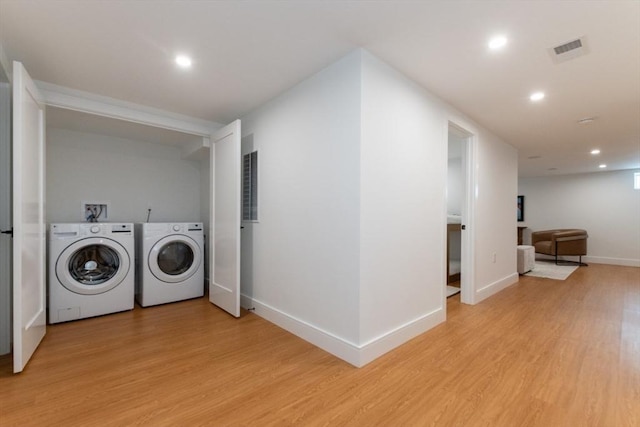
[{"left": 49, "top": 223, "right": 133, "bottom": 238}]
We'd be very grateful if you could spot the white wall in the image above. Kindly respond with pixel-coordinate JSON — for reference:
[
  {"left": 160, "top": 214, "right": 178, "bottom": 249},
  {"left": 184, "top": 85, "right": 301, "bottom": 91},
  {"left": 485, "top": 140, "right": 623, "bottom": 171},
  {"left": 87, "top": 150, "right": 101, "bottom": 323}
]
[
  {"left": 359, "top": 51, "right": 447, "bottom": 351},
  {"left": 518, "top": 170, "right": 640, "bottom": 266},
  {"left": 240, "top": 51, "right": 362, "bottom": 346},
  {"left": 46, "top": 128, "right": 202, "bottom": 224},
  {"left": 469, "top": 126, "right": 519, "bottom": 293},
  {"left": 358, "top": 51, "right": 518, "bottom": 361},
  {"left": 358, "top": 60, "right": 519, "bottom": 307}
]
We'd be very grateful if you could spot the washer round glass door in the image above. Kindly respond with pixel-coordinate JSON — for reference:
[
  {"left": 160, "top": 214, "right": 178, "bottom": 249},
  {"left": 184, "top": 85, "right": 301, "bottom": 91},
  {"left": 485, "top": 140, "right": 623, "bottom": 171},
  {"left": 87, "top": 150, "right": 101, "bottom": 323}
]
[
  {"left": 148, "top": 235, "right": 202, "bottom": 283},
  {"left": 56, "top": 237, "right": 130, "bottom": 295}
]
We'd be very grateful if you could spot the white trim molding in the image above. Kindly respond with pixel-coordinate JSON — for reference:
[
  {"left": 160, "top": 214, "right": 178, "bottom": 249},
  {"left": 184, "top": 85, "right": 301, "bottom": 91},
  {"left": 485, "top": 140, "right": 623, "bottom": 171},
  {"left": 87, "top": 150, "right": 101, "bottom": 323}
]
[
  {"left": 241, "top": 294, "right": 445, "bottom": 367},
  {"left": 358, "top": 307, "right": 445, "bottom": 366},
  {"left": 582, "top": 256, "right": 639, "bottom": 267},
  {"left": 241, "top": 294, "right": 361, "bottom": 366},
  {"left": 535, "top": 254, "right": 640, "bottom": 268},
  {"left": 36, "top": 80, "right": 222, "bottom": 137},
  {"left": 475, "top": 272, "right": 519, "bottom": 303}
]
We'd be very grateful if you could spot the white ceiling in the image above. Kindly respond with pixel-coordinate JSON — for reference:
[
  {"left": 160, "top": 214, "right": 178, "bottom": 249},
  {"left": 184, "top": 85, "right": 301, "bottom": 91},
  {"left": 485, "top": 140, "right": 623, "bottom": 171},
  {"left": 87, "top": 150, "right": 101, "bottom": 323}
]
[{"left": 1, "top": 1, "right": 638, "bottom": 177}]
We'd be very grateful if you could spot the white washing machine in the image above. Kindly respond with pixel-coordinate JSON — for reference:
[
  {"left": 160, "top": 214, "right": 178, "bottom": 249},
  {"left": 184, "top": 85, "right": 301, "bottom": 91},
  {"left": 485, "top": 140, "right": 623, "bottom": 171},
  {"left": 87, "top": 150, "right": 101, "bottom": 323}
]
[
  {"left": 135, "top": 222, "right": 204, "bottom": 307},
  {"left": 49, "top": 223, "right": 135, "bottom": 324}
]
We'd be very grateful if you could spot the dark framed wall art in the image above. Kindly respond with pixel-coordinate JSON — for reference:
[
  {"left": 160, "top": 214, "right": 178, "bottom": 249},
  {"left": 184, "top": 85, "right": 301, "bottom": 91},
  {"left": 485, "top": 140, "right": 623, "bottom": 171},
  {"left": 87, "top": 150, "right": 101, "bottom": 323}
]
[{"left": 517, "top": 195, "right": 524, "bottom": 222}]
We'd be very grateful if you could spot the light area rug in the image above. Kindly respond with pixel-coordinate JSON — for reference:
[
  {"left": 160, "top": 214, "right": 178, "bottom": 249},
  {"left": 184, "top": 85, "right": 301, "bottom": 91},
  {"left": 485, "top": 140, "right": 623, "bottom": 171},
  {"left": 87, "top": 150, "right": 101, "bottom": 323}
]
[
  {"left": 524, "top": 260, "right": 578, "bottom": 280},
  {"left": 446, "top": 286, "right": 461, "bottom": 297}
]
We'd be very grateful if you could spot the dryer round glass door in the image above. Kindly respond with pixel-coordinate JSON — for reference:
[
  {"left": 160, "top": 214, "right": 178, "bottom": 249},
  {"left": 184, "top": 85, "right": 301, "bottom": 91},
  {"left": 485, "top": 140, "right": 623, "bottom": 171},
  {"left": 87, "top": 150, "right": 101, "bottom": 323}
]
[
  {"left": 56, "top": 237, "right": 131, "bottom": 295},
  {"left": 148, "top": 235, "right": 202, "bottom": 283}
]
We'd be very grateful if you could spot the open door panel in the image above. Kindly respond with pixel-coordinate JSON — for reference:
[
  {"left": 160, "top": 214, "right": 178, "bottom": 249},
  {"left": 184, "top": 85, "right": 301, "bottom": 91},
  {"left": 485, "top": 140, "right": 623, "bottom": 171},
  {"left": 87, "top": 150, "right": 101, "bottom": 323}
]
[
  {"left": 12, "top": 61, "right": 47, "bottom": 373},
  {"left": 209, "top": 120, "right": 241, "bottom": 317}
]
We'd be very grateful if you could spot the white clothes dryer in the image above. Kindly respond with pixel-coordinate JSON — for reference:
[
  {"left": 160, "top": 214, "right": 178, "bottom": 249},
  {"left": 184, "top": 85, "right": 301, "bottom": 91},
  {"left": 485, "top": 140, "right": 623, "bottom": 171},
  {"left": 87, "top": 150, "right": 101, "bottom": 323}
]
[
  {"left": 135, "top": 222, "right": 204, "bottom": 307},
  {"left": 48, "top": 223, "right": 135, "bottom": 324}
]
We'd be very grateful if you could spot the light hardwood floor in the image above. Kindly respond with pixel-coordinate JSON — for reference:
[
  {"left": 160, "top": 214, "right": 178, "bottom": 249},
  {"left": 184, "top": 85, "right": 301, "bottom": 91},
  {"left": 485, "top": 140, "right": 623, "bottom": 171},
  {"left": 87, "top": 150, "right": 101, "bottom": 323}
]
[{"left": 1, "top": 263, "right": 639, "bottom": 426}]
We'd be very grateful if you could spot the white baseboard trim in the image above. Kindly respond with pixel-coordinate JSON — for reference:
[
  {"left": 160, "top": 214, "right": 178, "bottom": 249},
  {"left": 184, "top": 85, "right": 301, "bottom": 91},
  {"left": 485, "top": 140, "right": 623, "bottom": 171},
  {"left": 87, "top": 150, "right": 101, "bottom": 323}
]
[
  {"left": 475, "top": 272, "right": 519, "bottom": 303},
  {"left": 240, "top": 294, "right": 361, "bottom": 366},
  {"left": 358, "top": 307, "right": 445, "bottom": 367},
  {"left": 583, "top": 256, "right": 640, "bottom": 267},
  {"left": 240, "top": 294, "right": 445, "bottom": 367},
  {"left": 536, "top": 254, "right": 640, "bottom": 267}
]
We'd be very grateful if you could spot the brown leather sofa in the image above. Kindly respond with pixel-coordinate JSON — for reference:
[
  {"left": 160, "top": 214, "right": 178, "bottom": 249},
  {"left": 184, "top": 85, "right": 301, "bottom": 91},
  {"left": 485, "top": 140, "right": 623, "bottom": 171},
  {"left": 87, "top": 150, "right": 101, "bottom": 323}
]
[{"left": 531, "top": 229, "right": 588, "bottom": 266}]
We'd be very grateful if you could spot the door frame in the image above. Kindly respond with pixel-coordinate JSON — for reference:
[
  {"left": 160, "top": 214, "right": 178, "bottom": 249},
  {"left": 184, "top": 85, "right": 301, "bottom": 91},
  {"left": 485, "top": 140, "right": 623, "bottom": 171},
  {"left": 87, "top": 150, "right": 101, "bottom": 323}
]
[{"left": 447, "top": 121, "right": 476, "bottom": 305}]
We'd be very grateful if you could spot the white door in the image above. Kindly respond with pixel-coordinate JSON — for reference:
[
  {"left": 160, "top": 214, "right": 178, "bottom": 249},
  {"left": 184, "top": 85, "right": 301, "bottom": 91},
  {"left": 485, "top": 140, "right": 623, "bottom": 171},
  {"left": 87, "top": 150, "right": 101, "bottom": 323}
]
[
  {"left": 12, "top": 61, "right": 47, "bottom": 373},
  {"left": 209, "top": 120, "right": 241, "bottom": 317},
  {"left": 0, "top": 57, "right": 12, "bottom": 356}
]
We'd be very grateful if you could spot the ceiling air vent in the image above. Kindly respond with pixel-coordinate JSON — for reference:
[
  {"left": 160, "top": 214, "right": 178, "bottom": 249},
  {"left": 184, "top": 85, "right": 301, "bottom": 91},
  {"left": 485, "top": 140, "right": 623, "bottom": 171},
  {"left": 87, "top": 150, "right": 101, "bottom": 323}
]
[
  {"left": 554, "top": 39, "right": 582, "bottom": 55},
  {"left": 548, "top": 36, "right": 589, "bottom": 64}
]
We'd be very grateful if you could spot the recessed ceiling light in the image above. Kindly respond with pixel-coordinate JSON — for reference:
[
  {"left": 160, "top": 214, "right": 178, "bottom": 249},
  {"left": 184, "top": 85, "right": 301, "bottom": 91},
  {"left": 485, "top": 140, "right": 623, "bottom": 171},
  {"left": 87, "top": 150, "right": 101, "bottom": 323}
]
[
  {"left": 547, "top": 167, "right": 557, "bottom": 171},
  {"left": 599, "top": 164, "right": 607, "bottom": 168},
  {"left": 530, "top": 92, "right": 545, "bottom": 102},
  {"left": 488, "top": 36, "right": 508, "bottom": 50},
  {"left": 590, "top": 149, "right": 600, "bottom": 155},
  {"left": 175, "top": 55, "right": 192, "bottom": 68},
  {"left": 528, "top": 155, "right": 541, "bottom": 159}
]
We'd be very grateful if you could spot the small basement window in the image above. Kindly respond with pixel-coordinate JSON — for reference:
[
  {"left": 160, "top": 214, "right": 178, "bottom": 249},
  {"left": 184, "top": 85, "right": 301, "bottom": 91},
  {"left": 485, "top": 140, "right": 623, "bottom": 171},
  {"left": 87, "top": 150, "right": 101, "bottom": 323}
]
[{"left": 242, "top": 151, "right": 258, "bottom": 221}]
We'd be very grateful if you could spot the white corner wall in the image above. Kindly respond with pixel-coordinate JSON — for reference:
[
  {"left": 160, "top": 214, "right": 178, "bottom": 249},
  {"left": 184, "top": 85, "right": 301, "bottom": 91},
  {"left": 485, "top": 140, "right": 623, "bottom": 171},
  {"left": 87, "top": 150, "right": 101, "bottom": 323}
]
[
  {"left": 46, "top": 128, "right": 202, "bottom": 223},
  {"left": 240, "top": 49, "right": 519, "bottom": 367},
  {"left": 359, "top": 51, "right": 448, "bottom": 359},
  {"left": 357, "top": 51, "right": 519, "bottom": 364},
  {"left": 239, "top": 51, "right": 362, "bottom": 358},
  {"left": 518, "top": 170, "right": 640, "bottom": 266}
]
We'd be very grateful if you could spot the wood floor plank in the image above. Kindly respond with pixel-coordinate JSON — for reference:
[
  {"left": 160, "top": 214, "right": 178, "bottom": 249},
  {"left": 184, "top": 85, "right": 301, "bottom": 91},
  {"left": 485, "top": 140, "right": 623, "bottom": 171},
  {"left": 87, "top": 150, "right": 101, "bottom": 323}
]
[{"left": 1, "top": 263, "right": 638, "bottom": 426}]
